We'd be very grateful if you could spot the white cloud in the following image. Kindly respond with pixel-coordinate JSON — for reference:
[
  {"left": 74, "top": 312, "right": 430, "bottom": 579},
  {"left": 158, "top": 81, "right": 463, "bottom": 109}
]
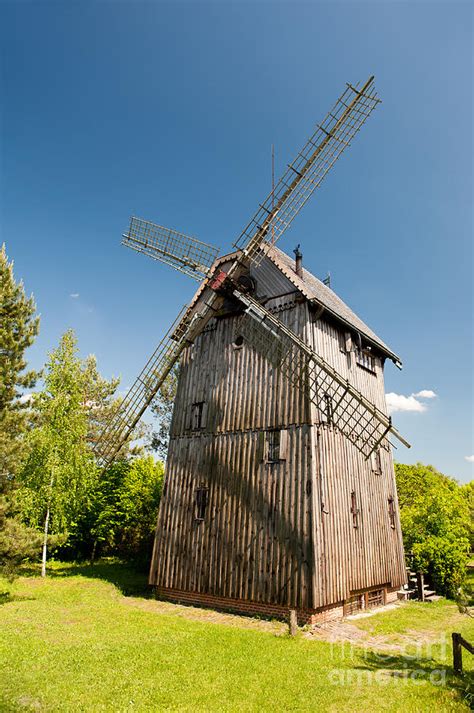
[
  {"left": 386, "top": 393, "right": 427, "bottom": 414},
  {"left": 386, "top": 389, "right": 437, "bottom": 414},
  {"left": 414, "top": 389, "right": 437, "bottom": 399},
  {"left": 465, "top": 455, "right": 474, "bottom": 463},
  {"left": 70, "top": 293, "right": 80, "bottom": 299}
]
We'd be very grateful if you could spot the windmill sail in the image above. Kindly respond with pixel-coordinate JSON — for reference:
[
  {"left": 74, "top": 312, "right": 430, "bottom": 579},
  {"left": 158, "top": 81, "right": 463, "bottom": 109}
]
[
  {"left": 235, "top": 290, "right": 409, "bottom": 459},
  {"left": 233, "top": 76, "right": 380, "bottom": 265},
  {"left": 122, "top": 217, "right": 219, "bottom": 281}
]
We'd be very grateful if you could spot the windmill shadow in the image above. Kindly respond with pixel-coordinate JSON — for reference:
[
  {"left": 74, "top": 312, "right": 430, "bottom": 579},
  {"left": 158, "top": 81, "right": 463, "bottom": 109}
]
[{"left": 19, "top": 560, "right": 152, "bottom": 598}]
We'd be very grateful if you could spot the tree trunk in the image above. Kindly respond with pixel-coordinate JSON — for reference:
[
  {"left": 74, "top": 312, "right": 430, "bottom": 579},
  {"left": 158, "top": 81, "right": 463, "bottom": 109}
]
[
  {"left": 90, "top": 539, "right": 98, "bottom": 565},
  {"left": 41, "top": 469, "right": 54, "bottom": 577},
  {"left": 41, "top": 504, "right": 50, "bottom": 577}
]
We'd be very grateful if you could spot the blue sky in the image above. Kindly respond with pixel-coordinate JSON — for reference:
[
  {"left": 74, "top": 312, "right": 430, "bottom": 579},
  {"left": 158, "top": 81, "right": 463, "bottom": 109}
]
[{"left": 1, "top": 0, "right": 472, "bottom": 482}]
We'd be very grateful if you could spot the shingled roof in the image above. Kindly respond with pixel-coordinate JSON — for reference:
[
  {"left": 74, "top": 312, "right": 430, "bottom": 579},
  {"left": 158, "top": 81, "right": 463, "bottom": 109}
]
[
  {"left": 264, "top": 245, "right": 401, "bottom": 364},
  {"left": 178, "top": 243, "right": 401, "bottom": 364}
]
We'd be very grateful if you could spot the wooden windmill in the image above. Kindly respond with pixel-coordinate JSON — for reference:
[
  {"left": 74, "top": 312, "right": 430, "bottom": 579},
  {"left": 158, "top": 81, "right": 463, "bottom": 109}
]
[{"left": 96, "top": 76, "right": 410, "bottom": 623}]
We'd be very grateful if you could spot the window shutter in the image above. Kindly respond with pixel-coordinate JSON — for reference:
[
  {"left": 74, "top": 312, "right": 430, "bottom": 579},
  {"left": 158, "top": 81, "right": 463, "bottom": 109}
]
[
  {"left": 279, "top": 429, "right": 289, "bottom": 460},
  {"left": 256, "top": 431, "right": 266, "bottom": 463},
  {"left": 201, "top": 402, "right": 208, "bottom": 429}
]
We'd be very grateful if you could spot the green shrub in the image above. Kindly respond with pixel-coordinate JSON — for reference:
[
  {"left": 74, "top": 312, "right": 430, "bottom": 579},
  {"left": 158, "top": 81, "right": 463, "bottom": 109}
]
[{"left": 395, "top": 462, "right": 471, "bottom": 598}]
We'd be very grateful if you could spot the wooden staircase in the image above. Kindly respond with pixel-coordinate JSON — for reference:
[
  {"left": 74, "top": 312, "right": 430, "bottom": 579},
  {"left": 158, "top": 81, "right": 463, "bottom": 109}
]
[{"left": 397, "top": 564, "right": 442, "bottom": 602}]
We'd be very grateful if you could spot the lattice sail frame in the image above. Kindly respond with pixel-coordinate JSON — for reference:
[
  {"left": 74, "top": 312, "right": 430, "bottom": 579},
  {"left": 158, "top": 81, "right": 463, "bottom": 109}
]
[
  {"left": 235, "top": 291, "right": 409, "bottom": 459},
  {"left": 122, "top": 216, "right": 219, "bottom": 281},
  {"left": 94, "top": 306, "right": 193, "bottom": 464},
  {"left": 234, "top": 77, "right": 381, "bottom": 264}
]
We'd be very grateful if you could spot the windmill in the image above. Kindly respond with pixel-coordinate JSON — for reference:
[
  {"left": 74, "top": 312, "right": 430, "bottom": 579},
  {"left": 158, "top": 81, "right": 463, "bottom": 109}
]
[{"left": 95, "top": 76, "right": 410, "bottom": 622}]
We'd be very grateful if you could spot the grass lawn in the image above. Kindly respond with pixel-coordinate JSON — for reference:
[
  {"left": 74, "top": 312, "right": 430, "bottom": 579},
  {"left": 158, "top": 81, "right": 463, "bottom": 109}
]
[{"left": 0, "top": 561, "right": 473, "bottom": 712}]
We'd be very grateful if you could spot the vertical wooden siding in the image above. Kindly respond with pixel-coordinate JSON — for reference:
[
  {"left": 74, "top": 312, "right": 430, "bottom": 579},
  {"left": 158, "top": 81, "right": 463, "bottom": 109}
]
[
  {"left": 149, "top": 427, "right": 313, "bottom": 609},
  {"left": 150, "top": 272, "right": 406, "bottom": 611}
]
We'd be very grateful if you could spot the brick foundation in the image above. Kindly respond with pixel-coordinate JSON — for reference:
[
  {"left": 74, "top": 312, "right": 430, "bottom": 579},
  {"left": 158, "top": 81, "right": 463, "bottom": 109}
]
[
  {"left": 154, "top": 586, "right": 400, "bottom": 626},
  {"left": 155, "top": 586, "right": 348, "bottom": 625}
]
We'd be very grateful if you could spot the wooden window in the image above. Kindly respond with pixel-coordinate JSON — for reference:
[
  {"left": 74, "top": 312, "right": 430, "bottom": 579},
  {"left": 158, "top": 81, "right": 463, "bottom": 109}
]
[
  {"left": 356, "top": 348, "right": 376, "bottom": 374},
  {"left": 268, "top": 430, "right": 281, "bottom": 462},
  {"left": 388, "top": 497, "right": 396, "bottom": 529},
  {"left": 350, "top": 490, "right": 359, "bottom": 528},
  {"left": 367, "top": 588, "right": 385, "bottom": 608},
  {"left": 267, "top": 429, "right": 288, "bottom": 463},
  {"left": 195, "top": 487, "right": 209, "bottom": 521},
  {"left": 371, "top": 448, "right": 382, "bottom": 475},
  {"left": 191, "top": 402, "right": 207, "bottom": 430},
  {"left": 345, "top": 588, "right": 386, "bottom": 615},
  {"left": 339, "top": 331, "right": 352, "bottom": 354},
  {"left": 233, "top": 334, "right": 244, "bottom": 349}
]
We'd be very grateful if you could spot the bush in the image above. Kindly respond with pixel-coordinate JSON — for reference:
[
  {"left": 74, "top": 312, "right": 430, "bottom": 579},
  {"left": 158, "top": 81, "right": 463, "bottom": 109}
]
[
  {"left": 0, "top": 496, "right": 43, "bottom": 580},
  {"left": 63, "top": 456, "right": 164, "bottom": 566},
  {"left": 395, "top": 462, "right": 471, "bottom": 598}
]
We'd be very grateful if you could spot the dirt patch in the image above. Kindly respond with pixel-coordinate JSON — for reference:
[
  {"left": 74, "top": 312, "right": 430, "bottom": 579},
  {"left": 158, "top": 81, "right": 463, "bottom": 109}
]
[{"left": 306, "top": 614, "right": 446, "bottom": 654}]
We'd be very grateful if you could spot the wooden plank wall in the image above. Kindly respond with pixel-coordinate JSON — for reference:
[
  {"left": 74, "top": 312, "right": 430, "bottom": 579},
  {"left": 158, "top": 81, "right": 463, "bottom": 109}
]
[
  {"left": 149, "top": 427, "right": 313, "bottom": 608},
  {"left": 149, "top": 294, "right": 315, "bottom": 609},
  {"left": 150, "top": 257, "right": 406, "bottom": 611},
  {"left": 170, "top": 296, "right": 309, "bottom": 435},
  {"left": 307, "top": 309, "right": 406, "bottom": 607}
]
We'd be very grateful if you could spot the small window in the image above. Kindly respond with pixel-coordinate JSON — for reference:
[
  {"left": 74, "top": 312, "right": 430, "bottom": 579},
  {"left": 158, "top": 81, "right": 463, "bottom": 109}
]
[
  {"left": 338, "top": 331, "right": 352, "bottom": 354},
  {"left": 191, "top": 402, "right": 206, "bottom": 430},
  {"left": 233, "top": 335, "right": 244, "bottom": 349},
  {"left": 350, "top": 491, "right": 359, "bottom": 529},
  {"left": 195, "top": 487, "right": 209, "bottom": 521},
  {"left": 268, "top": 430, "right": 281, "bottom": 462},
  {"left": 367, "top": 588, "right": 385, "bottom": 608},
  {"left": 356, "top": 348, "right": 376, "bottom": 374},
  {"left": 388, "top": 497, "right": 396, "bottom": 529},
  {"left": 371, "top": 448, "right": 382, "bottom": 475}
]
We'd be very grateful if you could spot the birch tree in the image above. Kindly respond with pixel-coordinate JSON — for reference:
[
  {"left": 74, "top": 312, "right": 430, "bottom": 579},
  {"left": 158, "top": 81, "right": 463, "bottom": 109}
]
[{"left": 18, "top": 330, "right": 94, "bottom": 576}]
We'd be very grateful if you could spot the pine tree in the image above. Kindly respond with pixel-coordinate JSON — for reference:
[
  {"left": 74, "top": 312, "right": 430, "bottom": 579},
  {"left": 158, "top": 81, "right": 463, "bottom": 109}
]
[
  {"left": 0, "top": 244, "right": 40, "bottom": 490},
  {"left": 18, "top": 330, "right": 94, "bottom": 576}
]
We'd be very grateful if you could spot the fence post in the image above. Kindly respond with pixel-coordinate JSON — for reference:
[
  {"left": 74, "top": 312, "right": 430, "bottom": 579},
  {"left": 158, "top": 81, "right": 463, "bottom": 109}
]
[
  {"left": 416, "top": 572, "right": 425, "bottom": 602},
  {"left": 452, "top": 632, "right": 463, "bottom": 674}
]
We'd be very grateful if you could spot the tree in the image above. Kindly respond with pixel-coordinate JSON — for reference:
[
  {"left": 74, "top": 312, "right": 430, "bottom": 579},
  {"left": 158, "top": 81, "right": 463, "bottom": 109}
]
[
  {"left": 395, "top": 462, "right": 471, "bottom": 598},
  {"left": 117, "top": 456, "right": 164, "bottom": 558},
  {"left": 65, "top": 456, "right": 164, "bottom": 565},
  {"left": 18, "top": 330, "right": 94, "bottom": 576},
  {"left": 0, "top": 244, "right": 40, "bottom": 491},
  {"left": 150, "top": 365, "right": 178, "bottom": 460}
]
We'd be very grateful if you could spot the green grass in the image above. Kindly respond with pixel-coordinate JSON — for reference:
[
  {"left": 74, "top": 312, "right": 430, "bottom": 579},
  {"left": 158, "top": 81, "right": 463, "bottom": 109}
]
[{"left": 0, "top": 562, "right": 473, "bottom": 712}]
